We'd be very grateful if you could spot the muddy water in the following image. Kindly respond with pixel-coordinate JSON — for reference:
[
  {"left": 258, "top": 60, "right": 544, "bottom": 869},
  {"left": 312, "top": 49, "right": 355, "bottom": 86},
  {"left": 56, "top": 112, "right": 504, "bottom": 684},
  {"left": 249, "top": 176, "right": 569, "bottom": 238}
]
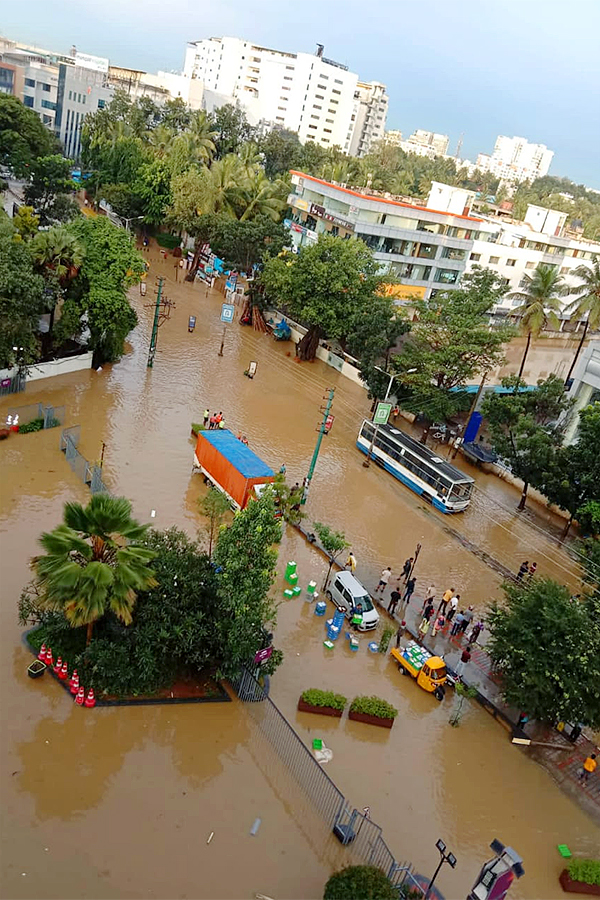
[{"left": 1, "top": 245, "right": 597, "bottom": 899}]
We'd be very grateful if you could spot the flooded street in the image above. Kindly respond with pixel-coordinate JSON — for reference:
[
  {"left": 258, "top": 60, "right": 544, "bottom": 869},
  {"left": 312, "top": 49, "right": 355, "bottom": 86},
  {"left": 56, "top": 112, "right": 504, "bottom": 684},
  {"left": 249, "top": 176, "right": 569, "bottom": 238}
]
[{"left": 1, "top": 245, "right": 598, "bottom": 899}]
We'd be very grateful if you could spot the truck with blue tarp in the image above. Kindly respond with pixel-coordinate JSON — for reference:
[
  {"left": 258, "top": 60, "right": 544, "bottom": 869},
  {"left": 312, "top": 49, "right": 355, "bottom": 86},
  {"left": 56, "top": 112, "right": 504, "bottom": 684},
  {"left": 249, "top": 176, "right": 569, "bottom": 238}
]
[{"left": 193, "top": 429, "right": 274, "bottom": 509}]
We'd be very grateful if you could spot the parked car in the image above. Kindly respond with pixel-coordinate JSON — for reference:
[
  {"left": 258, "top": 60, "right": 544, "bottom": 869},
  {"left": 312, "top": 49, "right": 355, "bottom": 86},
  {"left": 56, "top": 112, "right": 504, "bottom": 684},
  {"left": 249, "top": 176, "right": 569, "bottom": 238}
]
[{"left": 325, "top": 570, "right": 380, "bottom": 631}]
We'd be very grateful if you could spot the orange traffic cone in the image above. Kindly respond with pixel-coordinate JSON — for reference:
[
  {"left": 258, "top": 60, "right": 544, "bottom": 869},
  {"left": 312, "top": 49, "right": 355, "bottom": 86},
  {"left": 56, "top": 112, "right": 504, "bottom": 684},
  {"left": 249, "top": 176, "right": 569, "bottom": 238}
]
[
  {"left": 70, "top": 674, "right": 79, "bottom": 695},
  {"left": 84, "top": 689, "right": 96, "bottom": 708},
  {"left": 59, "top": 661, "right": 68, "bottom": 680},
  {"left": 75, "top": 686, "right": 85, "bottom": 705},
  {"left": 44, "top": 647, "right": 53, "bottom": 666},
  {"left": 53, "top": 656, "right": 63, "bottom": 674},
  {"left": 38, "top": 643, "right": 47, "bottom": 661}
]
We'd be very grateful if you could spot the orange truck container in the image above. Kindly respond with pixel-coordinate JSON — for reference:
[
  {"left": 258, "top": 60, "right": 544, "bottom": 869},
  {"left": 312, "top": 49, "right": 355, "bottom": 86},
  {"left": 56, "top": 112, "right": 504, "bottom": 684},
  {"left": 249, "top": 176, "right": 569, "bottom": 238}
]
[{"left": 194, "top": 429, "right": 275, "bottom": 509}]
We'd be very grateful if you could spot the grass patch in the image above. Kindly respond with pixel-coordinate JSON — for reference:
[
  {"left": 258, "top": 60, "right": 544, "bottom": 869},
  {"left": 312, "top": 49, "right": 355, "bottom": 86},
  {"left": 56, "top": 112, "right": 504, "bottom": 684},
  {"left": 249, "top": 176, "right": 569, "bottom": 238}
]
[{"left": 155, "top": 232, "right": 182, "bottom": 250}]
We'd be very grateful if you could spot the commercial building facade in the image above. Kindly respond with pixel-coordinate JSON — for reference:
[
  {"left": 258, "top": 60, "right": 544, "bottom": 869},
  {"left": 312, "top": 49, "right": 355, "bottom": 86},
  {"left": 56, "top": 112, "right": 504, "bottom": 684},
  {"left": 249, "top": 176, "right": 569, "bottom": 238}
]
[
  {"left": 564, "top": 341, "right": 600, "bottom": 442},
  {"left": 54, "top": 57, "right": 114, "bottom": 159}
]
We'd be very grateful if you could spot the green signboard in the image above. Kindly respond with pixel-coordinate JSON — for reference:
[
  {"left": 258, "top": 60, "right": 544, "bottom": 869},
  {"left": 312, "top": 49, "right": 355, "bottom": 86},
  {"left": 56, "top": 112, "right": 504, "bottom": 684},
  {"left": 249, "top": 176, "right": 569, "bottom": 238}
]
[{"left": 374, "top": 402, "right": 392, "bottom": 425}]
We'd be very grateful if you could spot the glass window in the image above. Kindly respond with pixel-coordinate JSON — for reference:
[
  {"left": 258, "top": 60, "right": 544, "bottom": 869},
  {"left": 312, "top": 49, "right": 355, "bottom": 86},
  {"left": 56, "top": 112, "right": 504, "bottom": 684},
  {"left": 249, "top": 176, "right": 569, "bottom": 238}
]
[
  {"left": 442, "top": 247, "right": 466, "bottom": 260},
  {"left": 97, "top": 99, "right": 106, "bottom": 109},
  {"left": 23, "top": 95, "right": 34, "bottom": 107},
  {"left": 525, "top": 261, "right": 535, "bottom": 269},
  {"left": 435, "top": 268, "right": 459, "bottom": 285},
  {"left": 417, "top": 243, "right": 438, "bottom": 259},
  {"left": 25, "top": 78, "right": 35, "bottom": 87},
  {"left": 489, "top": 256, "right": 500, "bottom": 265},
  {"left": 42, "top": 83, "right": 51, "bottom": 92},
  {"left": 470, "top": 253, "right": 481, "bottom": 261},
  {"left": 41, "top": 99, "right": 56, "bottom": 110},
  {"left": 417, "top": 220, "right": 442, "bottom": 234},
  {"left": 506, "top": 259, "right": 516, "bottom": 266}
]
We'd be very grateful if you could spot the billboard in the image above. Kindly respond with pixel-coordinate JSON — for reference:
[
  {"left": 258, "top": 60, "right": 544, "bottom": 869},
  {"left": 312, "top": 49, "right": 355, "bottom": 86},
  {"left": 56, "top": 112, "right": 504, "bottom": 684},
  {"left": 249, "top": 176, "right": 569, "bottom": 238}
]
[
  {"left": 75, "top": 52, "right": 109, "bottom": 73},
  {"left": 380, "top": 283, "right": 427, "bottom": 301}
]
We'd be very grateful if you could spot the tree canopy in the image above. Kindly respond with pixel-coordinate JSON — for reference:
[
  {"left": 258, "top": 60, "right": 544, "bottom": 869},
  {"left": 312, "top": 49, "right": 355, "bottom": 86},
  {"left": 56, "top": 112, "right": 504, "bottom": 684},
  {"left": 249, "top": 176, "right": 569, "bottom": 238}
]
[
  {"left": 0, "top": 94, "right": 58, "bottom": 175},
  {"left": 23, "top": 154, "right": 79, "bottom": 225},
  {"left": 487, "top": 578, "right": 600, "bottom": 728},
  {"left": 0, "top": 213, "right": 45, "bottom": 368}
]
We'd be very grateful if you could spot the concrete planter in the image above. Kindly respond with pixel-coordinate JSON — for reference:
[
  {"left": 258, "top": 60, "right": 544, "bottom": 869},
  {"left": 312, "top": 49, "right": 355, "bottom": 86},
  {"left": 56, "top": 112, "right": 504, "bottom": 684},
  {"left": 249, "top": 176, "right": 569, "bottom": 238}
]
[
  {"left": 348, "top": 710, "right": 395, "bottom": 729},
  {"left": 560, "top": 870, "right": 600, "bottom": 896},
  {"left": 297, "top": 697, "right": 343, "bottom": 718}
]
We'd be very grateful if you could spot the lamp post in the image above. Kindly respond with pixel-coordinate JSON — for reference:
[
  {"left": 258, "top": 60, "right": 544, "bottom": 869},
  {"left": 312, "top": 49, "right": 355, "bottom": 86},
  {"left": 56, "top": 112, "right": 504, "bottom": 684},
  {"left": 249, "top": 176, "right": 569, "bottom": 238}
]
[
  {"left": 425, "top": 839, "right": 457, "bottom": 899},
  {"left": 123, "top": 215, "right": 144, "bottom": 232}
]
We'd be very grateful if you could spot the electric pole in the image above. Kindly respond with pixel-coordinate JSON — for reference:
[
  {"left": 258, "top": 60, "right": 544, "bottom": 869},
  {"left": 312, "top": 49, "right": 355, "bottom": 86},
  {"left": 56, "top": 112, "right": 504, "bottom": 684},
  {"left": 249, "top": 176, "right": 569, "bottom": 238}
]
[
  {"left": 146, "top": 277, "right": 175, "bottom": 368},
  {"left": 302, "top": 388, "right": 335, "bottom": 505}
]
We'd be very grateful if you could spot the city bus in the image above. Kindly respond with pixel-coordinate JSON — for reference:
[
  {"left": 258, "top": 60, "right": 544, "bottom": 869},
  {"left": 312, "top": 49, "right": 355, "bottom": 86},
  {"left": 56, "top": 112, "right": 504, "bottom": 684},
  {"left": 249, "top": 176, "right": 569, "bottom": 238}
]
[{"left": 356, "top": 420, "right": 475, "bottom": 513}]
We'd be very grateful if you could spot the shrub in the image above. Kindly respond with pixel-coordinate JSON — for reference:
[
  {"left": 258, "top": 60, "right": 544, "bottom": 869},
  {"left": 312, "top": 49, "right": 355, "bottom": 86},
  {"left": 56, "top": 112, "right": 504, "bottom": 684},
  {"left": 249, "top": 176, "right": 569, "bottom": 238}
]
[
  {"left": 568, "top": 859, "right": 600, "bottom": 886},
  {"left": 301, "top": 688, "right": 347, "bottom": 711},
  {"left": 155, "top": 232, "right": 181, "bottom": 250},
  {"left": 191, "top": 422, "right": 204, "bottom": 434},
  {"left": 378, "top": 626, "right": 394, "bottom": 654},
  {"left": 18, "top": 417, "right": 44, "bottom": 433},
  {"left": 350, "top": 695, "right": 398, "bottom": 720},
  {"left": 324, "top": 865, "right": 397, "bottom": 900}
]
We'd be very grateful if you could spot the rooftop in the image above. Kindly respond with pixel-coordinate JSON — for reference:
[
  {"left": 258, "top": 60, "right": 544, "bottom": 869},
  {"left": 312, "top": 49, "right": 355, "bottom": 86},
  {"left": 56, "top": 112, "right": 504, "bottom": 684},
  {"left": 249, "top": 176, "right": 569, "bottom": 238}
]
[{"left": 198, "top": 429, "right": 274, "bottom": 479}]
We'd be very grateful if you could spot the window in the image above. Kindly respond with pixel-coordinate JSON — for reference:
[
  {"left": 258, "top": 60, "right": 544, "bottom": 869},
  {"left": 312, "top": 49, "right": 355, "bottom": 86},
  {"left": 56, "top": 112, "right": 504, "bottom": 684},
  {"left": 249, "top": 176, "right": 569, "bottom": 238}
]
[
  {"left": 489, "top": 256, "right": 500, "bottom": 265},
  {"left": 506, "top": 259, "right": 516, "bottom": 266},
  {"left": 435, "top": 268, "right": 459, "bottom": 285},
  {"left": 417, "top": 243, "right": 437, "bottom": 260},
  {"left": 284, "top": 76, "right": 292, "bottom": 81},
  {"left": 97, "top": 99, "right": 106, "bottom": 109},
  {"left": 23, "top": 95, "right": 34, "bottom": 107},
  {"left": 25, "top": 78, "right": 35, "bottom": 87},
  {"left": 41, "top": 99, "right": 56, "bottom": 110},
  {"left": 330, "top": 99, "right": 338, "bottom": 105},
  {"left": 334, "top": 78, "right": 342, "bottom": 84},
  {"left": 321, "top": 74, "right": 329, "bottom": 80},
  {"left": 313, "top": 104, "right": 322, "bottom": 110},
  {"left": 308, "top": 124, "right": 317, "bottom": 130},
  {"left": 326, "top": 118, "right": 333, "bottom": 124},
  {"left": 470, "top": 253, "right": 481, "bottom": 261},
  {"left": 285, "top": 65, "right": 294, "bottom": 71},
  {"left": 310, "top": 114, "right": 319, "bottom": 120},
  {"left": 279, "top": 96, "right": 288, "bottom": 102},
  {"left": 317, "top": 84, "right": 326, "bottom": 90},
  {"left": 278, "top": 106, "right": 286, "bottom": 111},
  {"left": 324, "top": 128, "right": 332, "bottom": 133},
  {"left": 442, "top": 247, "right": 466, "bottom": 261},
  {"left": 281, "top": 85, "right": 290, "bottom": 90},
  {"left": 332, "top": 88, "right": 341, "bottom": 95},
  {"left": 315, "top": 94, "right": 324, "bottom": 99},
  {"left": 525, "top": 261, "right": 535, "bottom": 269},
  {"left": 276, "top": 116, "right": 284, "bottom": 122},
  {"left": 42, "top": 83, "right": 51, "bottom": 92}
]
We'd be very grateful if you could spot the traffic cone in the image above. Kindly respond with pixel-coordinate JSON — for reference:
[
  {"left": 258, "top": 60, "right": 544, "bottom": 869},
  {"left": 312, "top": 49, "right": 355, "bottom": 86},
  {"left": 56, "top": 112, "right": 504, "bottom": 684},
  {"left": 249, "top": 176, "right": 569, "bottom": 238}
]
[
  {"left": 53, "top": 656, "right": 63, "bottom": 674},
  {"left": 70, "top": 672, "right": 79, "bottom": 695},
  {"left": 38, "top": 643, "right": 47, "bottom": 661},
  {"left": 59, "top": 661, "right": 68, "bottom": 680},
  {"left": 75, "top": 686, "right": 85, "bottom": 706},
  {"left": 44, "top": 647, "right": 53, "bottom": 666},
  {"left": 84, "top": 689, "right": 96, "bottom": 708}
]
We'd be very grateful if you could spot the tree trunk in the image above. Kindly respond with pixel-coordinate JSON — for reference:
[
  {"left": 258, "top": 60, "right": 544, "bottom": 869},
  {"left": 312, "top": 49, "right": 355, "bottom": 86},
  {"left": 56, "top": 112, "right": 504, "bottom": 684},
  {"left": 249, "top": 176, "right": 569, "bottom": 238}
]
[
  {"left": 296, "top": 325, "right": 321, "bottom": 361},
  {"left": 517, "top": 331, "right": 531, "bottom": 383},
  {"left": 420, "top": 423, "right": 431, "bottom": 444},
  {"left": 517, "top": 481, "right": 529, "bottom": 511},
  {"left": 564, "top": 320, "right": 589, "bottom": 387},
  {"left": 561, "top": 512, "right": 574, "bottom": 540},
  {"left": 323, "top": 558, "right": 334, "bottom": 591},
  {"left": 86, "top": 621, "right": 94, "bottom": 647}
]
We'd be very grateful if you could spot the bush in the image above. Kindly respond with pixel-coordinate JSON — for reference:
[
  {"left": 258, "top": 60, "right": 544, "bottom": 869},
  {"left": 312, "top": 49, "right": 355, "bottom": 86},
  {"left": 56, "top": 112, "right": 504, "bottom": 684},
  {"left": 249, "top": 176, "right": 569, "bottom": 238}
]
[
  {"left": 18, "top": 417, "right": 44, "bottom": 433},
  {"left": 378, "top": 626, "right": 394, "bottom": 654},
  {"left": 324, "top": 865, "right": 397, "bottom": 900},
  {"left": 191, "top": 422, "right": 204, "bottom": 434},
  {"left": 568, "top": 859, "right": 600, "bottom": 886},
  {"left": 350, "top": 695, "right": 398, "bottom": 720},
  {"left": 301, "top": 688, "right": 347, "bottom": 711},
  {"left": 155, "top": 232, "right": 181, "bottom": 250}
]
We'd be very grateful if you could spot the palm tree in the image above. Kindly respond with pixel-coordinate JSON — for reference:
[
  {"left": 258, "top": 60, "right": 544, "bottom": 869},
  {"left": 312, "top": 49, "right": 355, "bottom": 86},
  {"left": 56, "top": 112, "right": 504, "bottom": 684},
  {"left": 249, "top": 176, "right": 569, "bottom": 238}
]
[
  {"left": 508, "top": 264, "right": 567, "bottom": 381},
  {"left": 144, "top": 124, "right": 175, "bottom": 158},
  {"left": 32, "top": 495, "right": 157, "bottom": 645},
  {"left": 187, "top": 110, "right": 217, "bottom": 163},
  {"left": 31, "top": 226, "right": 85, "bottom": 336},
  {"left": 239, "top": 170, "right": 286, "bottom": 222},
  {"left": 564, "top": 255, "right": 600, "bottom": 384}
]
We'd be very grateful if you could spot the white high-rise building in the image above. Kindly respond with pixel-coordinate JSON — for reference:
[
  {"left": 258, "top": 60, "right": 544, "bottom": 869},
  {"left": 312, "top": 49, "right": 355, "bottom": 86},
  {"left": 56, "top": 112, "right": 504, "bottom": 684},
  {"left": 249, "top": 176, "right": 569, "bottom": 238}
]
[
  {"left": 407, "top": 129, "right": 449, "bottom": 156},
  {"left": 347, "top": 81, "right": 388, "bottom": 157},
  {"left": 476, "top": 135, "right": 554, "bottom": 183},
  {"left": 184, "top": 37, "right": 364, "bottom": 150}
]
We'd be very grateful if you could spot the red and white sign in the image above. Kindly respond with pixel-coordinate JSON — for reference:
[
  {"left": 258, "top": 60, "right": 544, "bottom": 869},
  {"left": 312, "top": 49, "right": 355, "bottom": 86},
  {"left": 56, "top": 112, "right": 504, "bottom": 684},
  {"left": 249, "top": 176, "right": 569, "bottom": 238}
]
[{"left": 254, "top": 646, "right": 273, "bottom": 664}]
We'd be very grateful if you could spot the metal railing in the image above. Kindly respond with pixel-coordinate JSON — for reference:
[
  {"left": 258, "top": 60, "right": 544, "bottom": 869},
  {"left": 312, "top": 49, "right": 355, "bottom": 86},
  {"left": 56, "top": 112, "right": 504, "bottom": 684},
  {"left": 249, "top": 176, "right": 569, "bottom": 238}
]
[
  {"left": 59, "top": 426, "right": 110, "bottom": 495},
  {"left": 4, "top": 402, "right": 65, "bottom": 428},
  {"left": 0, "top": 372, "right": 26, "bottom": 396},
  {"left": 231, "top": 667, "right": 418, "bottom": 890}
]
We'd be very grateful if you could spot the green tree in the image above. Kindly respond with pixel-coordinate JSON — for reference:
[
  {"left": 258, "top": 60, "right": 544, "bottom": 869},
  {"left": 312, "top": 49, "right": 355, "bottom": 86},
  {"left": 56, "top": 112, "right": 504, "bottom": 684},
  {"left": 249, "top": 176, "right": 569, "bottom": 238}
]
[
  {"left": 261, "top": 234, "right": 385, "bottom": 360},
  {"left": 133, "top": 159, "right": 172, "bottom": 225},
  {"left": 313, "top": 521, "right": 349, "bottom": 588},
  {"left": 159, "top": 97, "right": 191, "bottom": 133},
  {"left": 204, "top": 214, "right": 289, "bottom": 272},
  {"left": 212, "top": 488, "right": 282, "bottom": 677},
  {"left": 487, "top": 578, "right": 600, "bottom": 728},
  {"left": 509, "top": 264, "right": 567, "bottom": 380},
  {"left": 0, "top": 94, "right": 57, "bottom": 175},
  {"left": 577, "top": 501, "right": 600, "bottom": 537},
  {"left": 324, "top": 866, "right": 397, "bottom": 900},
  {"left": 12, "top": 206, "right": 40, "bottom": 241},
  {"left": 31, "top": 225, "right": 85, "bottom": 336},
  {"left": 210, "top": 104, "right": 256, "bottom": 158},
  {"left": 198, "top": 488, "right": 231, "bottom": 558},
  {"left": 24, "top": 154, "right": 78, "bottom": 224},
  {"left": 32, "top": 495, "right": 157, "bottom": 646},
  {"left": 0, "top": 214, "right": 45, "bottom": 368},
  {"left": 391, "top": 267, "right": 511, "bottom": 432},
  {"left": 55, "top": 216, "right": 143, "bottom": 363},
  {"left": 482, "top": 374, "right": 570, "bottom": 510},
  {"left": 258, "top": 128, "right": 303, "bottom": 179},
  {"left": 564, "top": 256, "right": 600, "bottom": 384}
]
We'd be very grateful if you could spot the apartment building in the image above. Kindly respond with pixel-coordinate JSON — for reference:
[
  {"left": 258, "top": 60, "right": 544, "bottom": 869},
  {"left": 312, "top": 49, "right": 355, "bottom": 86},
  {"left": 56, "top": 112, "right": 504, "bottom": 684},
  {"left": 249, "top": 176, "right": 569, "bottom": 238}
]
[
  {"left": 0, "top": 38, "right": 61, "bottom": 130},
  {"left": 347, "top": 81, "right": 388, "bottom": 157},
  {"left": 406, "top": 129, "right": 449, "bottom": 157},
  {"left": 184, "top": 37, "right": 366, "bottom": 150},
  {"left": 55, "top": 56, "right": 114, "bottom": 158},
  {"left": 286, "top": 173, "right": 497, "bottom": 299},
  {"left": 476, "top": 135, "right": 554, "bottom": 183}
]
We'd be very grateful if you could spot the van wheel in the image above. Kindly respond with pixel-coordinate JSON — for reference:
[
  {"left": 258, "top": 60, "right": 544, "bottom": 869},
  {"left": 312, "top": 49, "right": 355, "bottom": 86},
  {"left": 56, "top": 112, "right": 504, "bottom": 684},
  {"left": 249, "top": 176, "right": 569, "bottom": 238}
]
[
  {"left": 325, "top": 591, "right": 332, "bottom": 601},
  {"left": 434, "top": 688, "right": 444, "bottom": 701}
]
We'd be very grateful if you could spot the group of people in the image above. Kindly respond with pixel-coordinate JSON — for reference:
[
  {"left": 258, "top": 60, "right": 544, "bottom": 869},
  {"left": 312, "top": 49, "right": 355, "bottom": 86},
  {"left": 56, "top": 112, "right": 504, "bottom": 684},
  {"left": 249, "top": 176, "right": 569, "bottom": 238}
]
[
  {"left": 203, "top": 409, "right": 226, "bottom": 430},
  {"left": 516, "top": 560, "right": 537, "bottom": 582}
]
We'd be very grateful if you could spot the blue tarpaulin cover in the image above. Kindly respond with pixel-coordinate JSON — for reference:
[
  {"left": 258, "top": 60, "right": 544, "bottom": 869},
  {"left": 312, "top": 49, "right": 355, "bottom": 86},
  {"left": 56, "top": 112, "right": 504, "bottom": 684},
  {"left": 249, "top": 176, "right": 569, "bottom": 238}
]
[{"left": 200, "top": 429, "right": 274, "bottom": 478}]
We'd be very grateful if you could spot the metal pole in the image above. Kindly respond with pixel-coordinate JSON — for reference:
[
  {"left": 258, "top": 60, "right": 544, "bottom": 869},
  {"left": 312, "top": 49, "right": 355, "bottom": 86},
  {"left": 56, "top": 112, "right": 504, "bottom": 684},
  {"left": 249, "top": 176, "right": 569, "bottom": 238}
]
[
  {"left": 218, "top": 325, "right": 226, "bottom": 357},
  {"left": 363, "top": 372, "right": 394, "bottom": 468},
  {"left": 425, "top": 857, "right": 445, "bottom": 900},
  {"left": 409, "top": 541, "right": 422, "bottom": 581},
  {"left": 302, "top": 388, "right": 334, "bottom": 504},
  {"left": 452, "top": 371, "right": 487, "bottom": 459},
  {"left": 99, "top": 442, "right": 106, "bottom": 469},
  {"left": 147, "top": 277, "right": 163, "bottom": 368}
]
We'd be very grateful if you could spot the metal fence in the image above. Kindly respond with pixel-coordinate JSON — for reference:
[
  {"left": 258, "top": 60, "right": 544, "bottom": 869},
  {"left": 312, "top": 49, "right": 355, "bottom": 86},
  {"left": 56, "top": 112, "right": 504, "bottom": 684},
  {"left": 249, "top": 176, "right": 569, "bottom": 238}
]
[
  {"left": 0, "top": 372, "right": 26, "bottom": 396},
  {"left": 4, "top": 402, "right": 65, "bottom": 428},
  {"left": 59, "top": 426, "right": 110, "bottom": 495},
  {"left": 231, "top": 667, "right": 421, "bottom": 892}
]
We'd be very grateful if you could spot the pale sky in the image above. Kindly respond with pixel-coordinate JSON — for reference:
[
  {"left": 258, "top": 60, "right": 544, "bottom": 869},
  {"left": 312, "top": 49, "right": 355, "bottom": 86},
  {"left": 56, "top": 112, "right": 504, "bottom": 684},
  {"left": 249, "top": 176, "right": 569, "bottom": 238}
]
[{"left": 3, "top": 0, "right": 600, "bottom": 186}]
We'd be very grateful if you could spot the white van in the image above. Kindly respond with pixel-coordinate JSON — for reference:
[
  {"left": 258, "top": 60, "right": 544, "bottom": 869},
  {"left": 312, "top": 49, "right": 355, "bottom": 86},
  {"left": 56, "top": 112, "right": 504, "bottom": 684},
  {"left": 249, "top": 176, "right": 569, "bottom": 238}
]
[{"left": 325, "top": 570, "right": 380, "bottom": 632}]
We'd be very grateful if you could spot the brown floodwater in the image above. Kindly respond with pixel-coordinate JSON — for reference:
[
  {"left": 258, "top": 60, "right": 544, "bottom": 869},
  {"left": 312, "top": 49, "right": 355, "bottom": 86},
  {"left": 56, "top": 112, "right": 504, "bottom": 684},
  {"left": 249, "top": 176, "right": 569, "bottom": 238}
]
[{"left": 1, "top": 245, "right": 597, "bottom": 900}]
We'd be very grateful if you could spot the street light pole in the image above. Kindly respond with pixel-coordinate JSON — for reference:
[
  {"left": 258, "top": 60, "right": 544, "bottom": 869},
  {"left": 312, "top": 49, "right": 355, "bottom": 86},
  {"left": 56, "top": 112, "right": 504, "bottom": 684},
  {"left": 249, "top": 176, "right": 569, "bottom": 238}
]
[
  {"left": 363, "top": 372, "right": 394, "bottom": 468},
  {"left": 425, "top": 839, "right": 457, "bottom": 900},
  {"left": 302, "top": 388, "right": 335, "bottom": 505}
]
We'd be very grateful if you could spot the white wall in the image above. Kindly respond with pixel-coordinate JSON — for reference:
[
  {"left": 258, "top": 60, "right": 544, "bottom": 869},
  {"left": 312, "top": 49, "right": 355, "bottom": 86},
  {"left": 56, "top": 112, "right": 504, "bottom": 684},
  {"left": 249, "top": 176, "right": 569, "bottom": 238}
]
[{"left": 0, "top": 352, "right": 94, "bottom": 385}]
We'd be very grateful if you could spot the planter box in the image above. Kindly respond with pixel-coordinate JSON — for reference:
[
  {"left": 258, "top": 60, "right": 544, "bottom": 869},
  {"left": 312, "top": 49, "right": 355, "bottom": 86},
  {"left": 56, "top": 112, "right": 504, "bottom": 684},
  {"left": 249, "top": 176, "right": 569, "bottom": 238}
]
[
  {"left": 348, "top": 709, "right": 395, "bottom": 729},
  {"left": 28, "top": 660, "right": 46, "bottom": 678},
  {"left": 560, "top": 870, "right": 600, "bottom": 896},
  {"left": 297, "top": 697, "right": 343, "bottom": 718}
]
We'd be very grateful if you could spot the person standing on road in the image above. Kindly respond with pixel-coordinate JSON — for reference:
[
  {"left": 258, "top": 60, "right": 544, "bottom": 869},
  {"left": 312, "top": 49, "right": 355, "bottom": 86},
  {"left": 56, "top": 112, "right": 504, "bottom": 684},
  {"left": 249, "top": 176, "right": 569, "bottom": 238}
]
[
  {"left": 431, "top": 613, "right": 446, "bottom": 637},
  {"left": 460, "top": 605, "right": 475, "bottom": 635},
  {"left": 451, "top": 610, "right": 466, "bottom": 637},
  {"left": 439, "top": 587, "right": 454, "bottom": 614},
  {"left": 403, "top": 577, "right": 416, "bottom": 604},
  {"left": 395, "top": 620, "right": 407, "bottom": 648},
  {"left": 345, "top": 551, "right": 357, "bottom": 574},
  {"left": 388, "top": 588, "right": 402, "bottom": 616},
  {"left": 455, "top": 646, "right": 471, "bottom": 679},
  {"left": 578, "top": 754, "right": 597, "bottom": 784},
  {"left": 446, "top": 594, "right": 459, "bottom": 624},
  {"left": 376, "top": 567, "right": 392, "bottom": 593},
  {"left": 399, "top": 558, "right": 413, "bottom": 584},
  {"left": 424, "top": 584, "right": 436, "bottom": 605},
  {"left": 422, "top": 601, "right": 435, "bottom": 623},
  {"left": 418, "top": 617, "right": 430, "bottom": 641},
  {"left": 516, "top": 561, "right": 529, "bottom": 581},
  {"left": 528, "top": 562, "right": 537, "bottom": 581},
  {"left": 468, "top": 620, "right": 484, "bottom": 646}
]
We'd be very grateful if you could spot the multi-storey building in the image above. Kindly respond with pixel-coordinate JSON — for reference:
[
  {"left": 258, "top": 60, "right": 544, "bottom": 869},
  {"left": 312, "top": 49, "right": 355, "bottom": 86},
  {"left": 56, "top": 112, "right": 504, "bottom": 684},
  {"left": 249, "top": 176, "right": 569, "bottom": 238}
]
[
  {"left": 406, "top": 129, "right": 449, "bottom": 157},
  {"left": 184, "top": 37, "right": 374, "bottom": 150},
  {"left": 476, "top": 135, "right": 554, "bottom": 183},
  {"left": 55, "top": 55, "right": 114, "bottom": 158},
  {"left": 347, "top": 81, "right": 388, "bottom": 157},
  {"left": 285, "top": 172, "right": 600, "bottom": 324},
  {"left": 0, "top": 38, "right": 62, "bottom": 130},
  {"left": 384, "top": 129, "right": 403, "bottom": 146}
]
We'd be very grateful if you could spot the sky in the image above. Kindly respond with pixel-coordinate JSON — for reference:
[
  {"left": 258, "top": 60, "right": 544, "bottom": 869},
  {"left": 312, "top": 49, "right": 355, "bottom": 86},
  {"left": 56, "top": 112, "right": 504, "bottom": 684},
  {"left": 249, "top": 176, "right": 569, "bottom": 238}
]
[{"left": 3, "top": 0, "right": 600, "bottom": 187}]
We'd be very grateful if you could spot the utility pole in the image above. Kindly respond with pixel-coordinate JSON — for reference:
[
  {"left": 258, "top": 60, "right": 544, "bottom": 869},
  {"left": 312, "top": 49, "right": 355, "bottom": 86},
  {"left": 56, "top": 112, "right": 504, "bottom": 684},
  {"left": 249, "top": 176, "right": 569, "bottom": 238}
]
[
  {"left": 302, "top": 388, "right": 335, "bottom": 505},
  {"left": 363, "top": 372, "right": 394, "bottom": 468},
  {"left": 146, "top": 277, "right": 174, "bottom": 368},
  {"left": 452, "top": 371, "right": 487, "bottom": 459}
]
